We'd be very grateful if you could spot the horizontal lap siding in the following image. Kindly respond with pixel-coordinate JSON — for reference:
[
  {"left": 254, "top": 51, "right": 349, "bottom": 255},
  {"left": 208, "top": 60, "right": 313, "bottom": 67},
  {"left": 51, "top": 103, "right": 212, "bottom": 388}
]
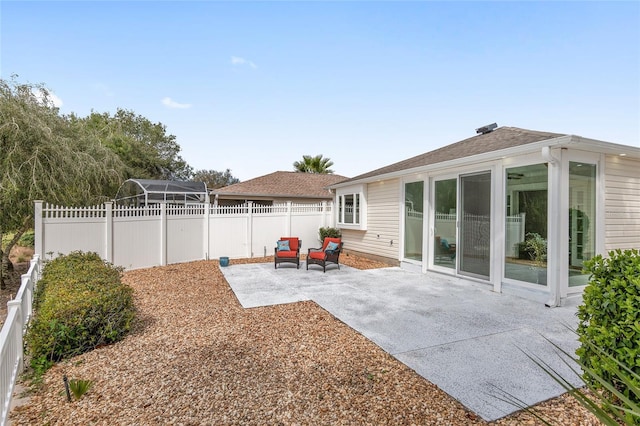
[
  {"left": 605, "top": 155, "right": 640, "bottom": 250},
  {"left": 343, "top": 179, "right": 400, "bottom": 260}
]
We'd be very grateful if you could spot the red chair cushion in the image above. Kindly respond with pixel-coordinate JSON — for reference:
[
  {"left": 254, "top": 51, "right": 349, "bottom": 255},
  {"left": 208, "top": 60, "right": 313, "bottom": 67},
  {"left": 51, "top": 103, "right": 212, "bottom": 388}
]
[
  {"left": 321, "top": 237, "right": 341, "bottom": 251},
  {"left": 308, "top": 251, "right": 326, "bottom": 260},
  {"left": 280, "top": 237, "right": 299, "bottom": 251},
  {"left": 277, "top": 250, "right": 298, "bottom": 258}
]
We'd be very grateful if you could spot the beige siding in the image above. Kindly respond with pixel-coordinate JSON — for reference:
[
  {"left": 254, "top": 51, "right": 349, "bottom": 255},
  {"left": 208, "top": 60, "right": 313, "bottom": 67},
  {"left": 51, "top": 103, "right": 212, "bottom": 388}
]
[
  {"left": 342, "top": 179, "right": 401, "bottom": 260},
  {"left": 605, "top": 155, "right": 640, "bottom": 250}
]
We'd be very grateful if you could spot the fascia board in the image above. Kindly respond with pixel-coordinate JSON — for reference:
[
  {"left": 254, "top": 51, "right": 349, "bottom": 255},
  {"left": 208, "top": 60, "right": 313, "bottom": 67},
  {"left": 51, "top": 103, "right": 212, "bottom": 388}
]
[{"left": 214, "top": 192, "right": 330, "bottom": 199}]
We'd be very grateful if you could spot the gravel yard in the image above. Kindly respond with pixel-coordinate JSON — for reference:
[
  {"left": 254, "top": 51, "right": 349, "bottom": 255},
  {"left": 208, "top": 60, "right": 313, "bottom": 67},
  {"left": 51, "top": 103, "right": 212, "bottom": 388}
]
[{"left": 10, "top": 255, "right": 600, "bottom": 425}]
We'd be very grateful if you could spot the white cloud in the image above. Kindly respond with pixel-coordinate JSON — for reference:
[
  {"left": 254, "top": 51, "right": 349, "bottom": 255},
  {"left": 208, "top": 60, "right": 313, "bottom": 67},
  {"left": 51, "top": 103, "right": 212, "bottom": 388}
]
[
  {"left": 32, "top": 88, "right": 63, "bottom": 108},
  {"left": 231, "top": 56, "right": 257, "bottom": 69},
  {"left": 161, "top": 97, "right": 192, "bottom": 109}
]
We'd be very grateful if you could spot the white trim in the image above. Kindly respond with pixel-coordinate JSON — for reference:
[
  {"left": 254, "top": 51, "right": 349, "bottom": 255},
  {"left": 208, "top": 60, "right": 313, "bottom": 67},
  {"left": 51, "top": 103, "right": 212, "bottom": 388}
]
[
  {"left": 401, "top": 177, "right": 426, "bottom": 266},
  {"left": 331, "top": 135, "right": 640, "bottom": 190},
  {"left": 564, "top": 151, "right": 601, "bottom": 298},
  {"left": 491, "top": 161, "right": 503, "bottom": 293},
  {"left": 336, "top": 184, "right": 367, "bottom": 229}
]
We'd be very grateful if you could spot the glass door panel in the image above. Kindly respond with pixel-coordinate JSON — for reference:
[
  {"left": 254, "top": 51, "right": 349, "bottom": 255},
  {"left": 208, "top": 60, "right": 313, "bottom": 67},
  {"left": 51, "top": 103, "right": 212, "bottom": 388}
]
[
  {"left": 459, "top": 172, "right": 491, "bottom": 279},
  {"left": 433, "top": 179, "right": 457, "bottom": 269},
  {"left": 404, "top": 181, "right": 424, "bottom": 261},
  {"left": 504, "top": 164, "right": 548, "bottom": 285},
  {"left": 569, "top": 162, "right": 596, "bottom": 287}
]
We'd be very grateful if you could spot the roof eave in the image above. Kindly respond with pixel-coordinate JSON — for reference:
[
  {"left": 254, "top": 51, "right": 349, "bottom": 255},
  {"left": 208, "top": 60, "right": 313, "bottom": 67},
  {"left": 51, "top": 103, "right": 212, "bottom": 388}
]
[
  {"left": 212, "top": 192, "right": 333, "bottom": 199},
  {"left": 330, "top": 135, "right": 574, "bottom": 188}
]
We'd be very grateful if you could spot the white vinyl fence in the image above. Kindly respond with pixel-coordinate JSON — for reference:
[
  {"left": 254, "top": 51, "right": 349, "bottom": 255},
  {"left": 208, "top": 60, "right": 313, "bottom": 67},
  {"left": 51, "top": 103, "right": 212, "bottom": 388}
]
[
  {"left": 0, "top": 255, "right": 41, "bottom": 426},
  {"left": 35, "top": 201, "right": 335, "bottom": 270}
]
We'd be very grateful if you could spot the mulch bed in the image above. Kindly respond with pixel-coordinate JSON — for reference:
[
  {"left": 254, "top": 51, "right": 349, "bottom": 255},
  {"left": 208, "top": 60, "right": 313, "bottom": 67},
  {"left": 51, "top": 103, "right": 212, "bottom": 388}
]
[{"left": 10, "top": 256, "right": 600, "bottom": 425}]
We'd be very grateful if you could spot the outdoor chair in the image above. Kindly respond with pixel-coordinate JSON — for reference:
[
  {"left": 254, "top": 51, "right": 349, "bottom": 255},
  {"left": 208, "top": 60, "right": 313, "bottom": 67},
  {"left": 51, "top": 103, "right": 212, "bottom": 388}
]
[
  {"left": 274, "top": 237, "right": 301, "bottom": 269},
  {"left": 435, "top": 236, "right": 456, "bottom": 263},
  {"left": 307, "top": 237, "right": 343, "bottom": 272}
]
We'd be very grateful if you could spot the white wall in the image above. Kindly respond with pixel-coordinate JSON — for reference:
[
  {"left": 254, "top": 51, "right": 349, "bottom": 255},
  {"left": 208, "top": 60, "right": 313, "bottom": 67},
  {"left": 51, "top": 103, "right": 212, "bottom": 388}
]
[
  {"left": 36, "top": 201, "right": 333, "bottom": 270},
  {"left": 341, "top": 179, "right": 400, "bottom": 260},
  {"left": 605, "top": 155, "right": 640, "bottom": 250}
]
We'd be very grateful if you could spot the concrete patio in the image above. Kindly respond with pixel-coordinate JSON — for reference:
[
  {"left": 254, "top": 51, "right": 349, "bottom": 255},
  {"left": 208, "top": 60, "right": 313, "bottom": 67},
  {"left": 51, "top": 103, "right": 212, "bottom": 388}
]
[{"left": 221, "top": 262, "right": 584, "bottom": 421}]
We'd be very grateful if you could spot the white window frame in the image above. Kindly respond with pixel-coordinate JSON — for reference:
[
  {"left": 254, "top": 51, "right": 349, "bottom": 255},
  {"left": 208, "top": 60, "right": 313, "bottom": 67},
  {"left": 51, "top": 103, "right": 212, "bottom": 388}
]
[{"left": 336, "top": 184, "right": 367, "bottom": 230}]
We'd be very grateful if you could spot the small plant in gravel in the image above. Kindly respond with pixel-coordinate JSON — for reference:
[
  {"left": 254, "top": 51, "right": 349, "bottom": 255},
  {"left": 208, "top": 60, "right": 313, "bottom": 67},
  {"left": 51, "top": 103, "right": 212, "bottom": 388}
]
[
  {"left": 26, "top": 251, "right": 135, "bottom": 377},
  {"left": 67, "top": 377, "right": 94, "bottom": 400}
]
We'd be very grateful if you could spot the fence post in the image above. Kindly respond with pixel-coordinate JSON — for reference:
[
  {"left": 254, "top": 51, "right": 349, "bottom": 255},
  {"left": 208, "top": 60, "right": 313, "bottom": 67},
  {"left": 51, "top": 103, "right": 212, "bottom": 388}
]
[
  {"left": 34, "top": 201, "right": 44, "bottom": 260},
  {"left": 160, "top": 202, "right": 167, "bottom": 266},
  {"left": 203, "top": 203, "right": 210, "bottom": 260},
  {"left": 105, "top": 202, "right": 113, "bottom": 263},
  {"left": 321, "top": 201, "right": 327, "bottom": 228},
  {"left": 247, "top": 201, "right": 253, "bottom": 258},
  {"left": 286, "top": 201, "right": 292, "bottom": 236}
]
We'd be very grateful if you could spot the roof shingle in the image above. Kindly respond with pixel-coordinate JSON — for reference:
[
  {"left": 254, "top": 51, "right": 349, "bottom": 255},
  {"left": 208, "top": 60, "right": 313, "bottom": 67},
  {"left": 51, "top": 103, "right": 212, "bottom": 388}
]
[
  {"left": 212, "top": 171, "right": 349, "bottom": 199},
  {"left": 346, "top": 126, "right": 566, "bottom": 182}
]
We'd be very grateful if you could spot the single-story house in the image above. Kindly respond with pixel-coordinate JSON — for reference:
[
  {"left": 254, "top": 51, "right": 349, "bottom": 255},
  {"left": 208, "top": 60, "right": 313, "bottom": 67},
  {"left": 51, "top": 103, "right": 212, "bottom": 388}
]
[
  {"left": 329, "top": 125, "right": 640, "bottom": 306},
  {"left": 211, "top": 171, "right": 349, "bottom": 206}
]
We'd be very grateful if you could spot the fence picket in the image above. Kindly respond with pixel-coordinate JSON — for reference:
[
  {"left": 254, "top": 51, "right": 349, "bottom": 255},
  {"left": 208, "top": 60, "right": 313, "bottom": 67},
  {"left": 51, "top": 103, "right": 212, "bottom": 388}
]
[
  {"left": 0, "top": 256, "right": 41, "bottom": 426},
  {"left": 37, "top": 201, "right": 335, "bottom": 270}
]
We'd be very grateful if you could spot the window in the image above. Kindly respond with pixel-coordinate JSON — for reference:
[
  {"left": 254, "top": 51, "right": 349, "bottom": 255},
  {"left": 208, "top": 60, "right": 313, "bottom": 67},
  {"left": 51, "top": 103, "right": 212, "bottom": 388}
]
[
  {"left": 339, "top": 193, "right": 359, "bottom": 224},
  {"left": 504, "top": 163, "right": 548, "bottom": 286},
  {"left": 336, "top": 185, "right": 366, "bottom": 229}
]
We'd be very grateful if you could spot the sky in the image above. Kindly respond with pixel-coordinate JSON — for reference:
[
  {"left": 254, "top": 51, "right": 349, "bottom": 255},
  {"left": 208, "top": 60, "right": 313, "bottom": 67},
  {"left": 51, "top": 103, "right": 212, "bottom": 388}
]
[{"left": 1, "top": 1, "right": 639, "bottom": 182}]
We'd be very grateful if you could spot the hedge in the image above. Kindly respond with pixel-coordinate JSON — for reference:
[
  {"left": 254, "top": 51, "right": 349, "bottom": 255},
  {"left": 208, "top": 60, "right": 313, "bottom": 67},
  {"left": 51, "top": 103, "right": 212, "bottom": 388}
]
[
  {"left": 26, "top": 252, "right": 135, "bottom": 373},
  {"left": 577, "top": 248, "right": 640, "bottom": 424}
]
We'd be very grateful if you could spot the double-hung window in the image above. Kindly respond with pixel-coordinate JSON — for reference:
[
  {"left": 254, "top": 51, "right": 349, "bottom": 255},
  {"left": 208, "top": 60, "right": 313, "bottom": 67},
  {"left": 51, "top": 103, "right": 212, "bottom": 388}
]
[
  {"left": 339, "top": 193, "right": 360, "bottom": 224},
  {"left": 336, "top": 185, "right": 366, "bottom": 229}
]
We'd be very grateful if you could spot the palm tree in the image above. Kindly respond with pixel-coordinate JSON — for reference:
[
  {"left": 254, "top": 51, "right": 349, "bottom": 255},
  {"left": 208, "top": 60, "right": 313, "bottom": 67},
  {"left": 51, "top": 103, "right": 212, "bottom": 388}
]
[{"left": 293, "top": 154, "right": 334, "bottom": 174}]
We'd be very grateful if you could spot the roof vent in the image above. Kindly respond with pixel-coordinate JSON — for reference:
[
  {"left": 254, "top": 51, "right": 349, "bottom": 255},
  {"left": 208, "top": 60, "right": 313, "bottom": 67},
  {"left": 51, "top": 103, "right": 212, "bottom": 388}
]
[{"left": 475, "top": 123, "right": 497, "bottom": 135}]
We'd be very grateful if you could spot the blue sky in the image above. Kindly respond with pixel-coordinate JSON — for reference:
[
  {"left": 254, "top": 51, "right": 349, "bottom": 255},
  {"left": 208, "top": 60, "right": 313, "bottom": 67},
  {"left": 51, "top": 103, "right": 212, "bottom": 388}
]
[{"left": 2, "top": 1, "right": 639, "bottom": 181}]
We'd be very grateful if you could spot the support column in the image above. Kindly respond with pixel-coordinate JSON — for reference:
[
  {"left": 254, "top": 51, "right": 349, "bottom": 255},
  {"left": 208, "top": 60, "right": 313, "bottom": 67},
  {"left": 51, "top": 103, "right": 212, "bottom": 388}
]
[{"left": 546, "top": 147, "right": 564, "bottom": 307}]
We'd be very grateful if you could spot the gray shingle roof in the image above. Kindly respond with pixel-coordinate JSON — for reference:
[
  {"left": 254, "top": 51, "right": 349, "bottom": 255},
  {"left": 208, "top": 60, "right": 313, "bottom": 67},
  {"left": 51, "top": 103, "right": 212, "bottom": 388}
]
[
  {"left": 212, "top": 171, "right": 350, "bottom": 199},
  {"left": 346, "top": 126, "right": 566, "bottom": 182}
]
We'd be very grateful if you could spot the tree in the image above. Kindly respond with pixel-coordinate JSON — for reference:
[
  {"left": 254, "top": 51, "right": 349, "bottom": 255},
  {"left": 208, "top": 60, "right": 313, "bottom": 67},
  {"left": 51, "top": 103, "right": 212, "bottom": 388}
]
[
  {"left": 293, "top": 154, "right": 334, "bottom": 174},
  {"left": 80, "top": 109, "right": 192, "bottom": 182},
  {"left": 0, "top": 76, "right": 125, "bottom": 288},
  {"left": 192, "top": 169, "right": 240, "bottom": 189}
]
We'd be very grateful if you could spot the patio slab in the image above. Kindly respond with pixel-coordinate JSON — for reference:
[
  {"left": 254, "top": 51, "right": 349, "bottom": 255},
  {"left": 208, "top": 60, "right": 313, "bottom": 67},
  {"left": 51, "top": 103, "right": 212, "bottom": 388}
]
[{"left": 221, "top": 262, "right": 583, "bottom": 421}]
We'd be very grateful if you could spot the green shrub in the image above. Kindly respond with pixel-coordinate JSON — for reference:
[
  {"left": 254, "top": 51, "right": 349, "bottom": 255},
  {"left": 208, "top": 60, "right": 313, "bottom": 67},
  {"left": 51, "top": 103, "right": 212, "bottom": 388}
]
[
  {"left": 577, "top": 248, "right": 640, "bottom": 424},
  {"left": 26, "top": 252, "right": 135, "bottom": 373},
  {"left": 18, "top": 230, "right": 35, "bottom": 248},
  {"left": 319, "top": 227, "right": 341, "bottom": 241}
]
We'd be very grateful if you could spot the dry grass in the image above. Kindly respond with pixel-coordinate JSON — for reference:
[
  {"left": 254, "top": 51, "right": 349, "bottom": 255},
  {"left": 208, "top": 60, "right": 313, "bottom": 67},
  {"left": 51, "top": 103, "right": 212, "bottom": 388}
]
[{"left": 10, "top": 256, "right": 600, "bottom": 425}]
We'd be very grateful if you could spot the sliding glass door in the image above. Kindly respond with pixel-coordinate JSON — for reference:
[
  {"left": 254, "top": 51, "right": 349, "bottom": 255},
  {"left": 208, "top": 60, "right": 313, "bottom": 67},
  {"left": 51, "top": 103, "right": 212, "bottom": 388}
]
[
  {"left": 404, "top": 181, "right": 424, "bottom": 262},
  {"left": 433, "top": 179, "right": 457, "bottom": 269},
  {"left": 459, "top": 172, "right": 491, "bottom": 279}
]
